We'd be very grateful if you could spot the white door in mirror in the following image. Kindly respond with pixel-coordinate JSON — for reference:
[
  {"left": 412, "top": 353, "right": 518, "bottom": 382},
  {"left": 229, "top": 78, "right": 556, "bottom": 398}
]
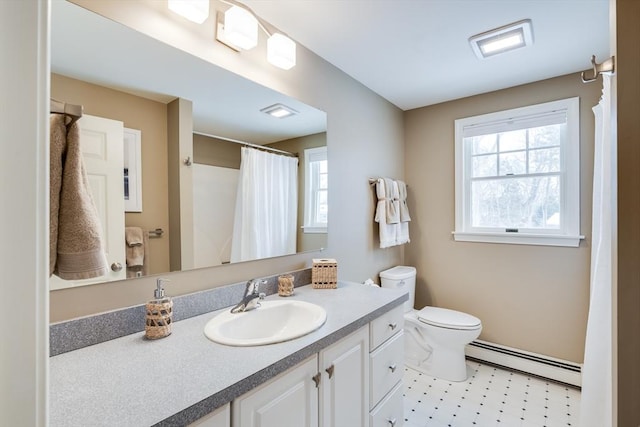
[{"left": 50, "top": 114, "right": 126, "bottom": 290}]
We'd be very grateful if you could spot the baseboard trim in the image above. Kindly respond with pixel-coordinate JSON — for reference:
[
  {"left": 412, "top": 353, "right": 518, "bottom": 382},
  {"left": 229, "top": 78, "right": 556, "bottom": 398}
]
[{"left": 465, "top": 340, "right": 582, "bottom": 388}]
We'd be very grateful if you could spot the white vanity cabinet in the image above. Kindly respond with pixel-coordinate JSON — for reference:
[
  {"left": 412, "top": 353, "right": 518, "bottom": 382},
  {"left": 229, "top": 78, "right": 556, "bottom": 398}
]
[
  {"left": 232, "top": 355, "right": 320, "bottom": 427},
  {"left": 319, "top": 326, "right": 370, "bottom": 427},
  {"left": 231, "top": 326, "right": 369, "bottom": 427},
  {"left": 369, "top": 304, "right": 405, "bottom": 427},
  {"left": 189, "top": 403, "right": 231, "bottom": 427}
]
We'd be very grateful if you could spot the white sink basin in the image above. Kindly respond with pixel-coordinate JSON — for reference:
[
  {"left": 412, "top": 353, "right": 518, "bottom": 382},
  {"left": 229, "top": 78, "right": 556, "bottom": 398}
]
[{"left": 204, "top": 300, "right": 327, "bottom": 346}]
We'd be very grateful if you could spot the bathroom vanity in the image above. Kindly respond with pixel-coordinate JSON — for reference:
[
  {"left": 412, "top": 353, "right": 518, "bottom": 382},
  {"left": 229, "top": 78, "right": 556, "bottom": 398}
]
[{"left": 49, "top": 281, "right": 407, "bottom": 426}]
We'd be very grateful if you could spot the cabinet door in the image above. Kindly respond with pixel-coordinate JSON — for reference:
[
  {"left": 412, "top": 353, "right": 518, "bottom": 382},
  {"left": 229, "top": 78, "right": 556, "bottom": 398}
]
[
  {"left": 320, "top": 326, "right": 370, "bottom": 427},
  {"left": 189, "top": 403, "right": 230, "bottom": 427},
  {"left": 232, "top": 355, "right": 318, "bottom": 427}
]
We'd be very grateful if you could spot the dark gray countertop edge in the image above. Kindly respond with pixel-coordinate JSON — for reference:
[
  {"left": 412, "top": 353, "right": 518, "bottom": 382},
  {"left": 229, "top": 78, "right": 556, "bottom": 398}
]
[{"left": 152, "top": 296, "right": 407, "bottom": 427}]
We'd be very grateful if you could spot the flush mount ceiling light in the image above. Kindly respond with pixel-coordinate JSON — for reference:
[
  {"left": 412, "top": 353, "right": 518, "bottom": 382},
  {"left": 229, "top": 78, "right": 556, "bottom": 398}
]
[
  {"left": 469, "top": 19, "right": 533, "bottom": 59},
  {"left": 261, "top": 103, "right": 298, "bottom": 118},
  {"left": 215, "top": 3, "right": 297, "bottom": 70},
  {"left": 168, "top": 0, "right": 210, "bottom": 24}
]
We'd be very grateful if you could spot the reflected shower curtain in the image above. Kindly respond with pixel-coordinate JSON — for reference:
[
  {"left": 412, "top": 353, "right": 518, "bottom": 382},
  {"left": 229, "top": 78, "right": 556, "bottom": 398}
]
[
  {"left": 580, "top": 74, "right": 614, "bottom": 427},
  {"left": 230, "top": 147, "right": 298, "bottom": 263}
]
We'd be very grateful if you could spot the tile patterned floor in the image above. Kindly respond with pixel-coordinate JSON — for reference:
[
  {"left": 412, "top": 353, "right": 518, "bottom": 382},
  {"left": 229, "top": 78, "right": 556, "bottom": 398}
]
[{"left": 403, "top": 361, "right": 581, "bottom": 427}]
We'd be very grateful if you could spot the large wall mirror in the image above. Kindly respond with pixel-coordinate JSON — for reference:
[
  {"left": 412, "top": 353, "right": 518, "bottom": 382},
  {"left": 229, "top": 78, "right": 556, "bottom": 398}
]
[{"left": 50, "top": 1, "right": 327, "bottom": 290}]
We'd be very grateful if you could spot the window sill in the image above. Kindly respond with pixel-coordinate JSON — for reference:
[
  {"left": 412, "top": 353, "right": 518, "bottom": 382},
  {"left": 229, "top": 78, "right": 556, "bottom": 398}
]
[
  {"left": 302, "top": 226, "right": 327, "bottom": 234},
  {"left": 452, "top": 231, "right": 584, "bottom": 247}
]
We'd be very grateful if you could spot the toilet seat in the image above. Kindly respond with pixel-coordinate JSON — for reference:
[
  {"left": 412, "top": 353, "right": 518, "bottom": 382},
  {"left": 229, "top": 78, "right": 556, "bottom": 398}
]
[{"left": 417, "top": 306, "right": 481, "bottom": 330}]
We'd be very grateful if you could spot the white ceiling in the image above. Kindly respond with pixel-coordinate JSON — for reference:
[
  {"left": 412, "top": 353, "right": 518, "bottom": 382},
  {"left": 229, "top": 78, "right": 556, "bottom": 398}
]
[{"left": 244, "top": 0, "right": 611, "bottom": 111}]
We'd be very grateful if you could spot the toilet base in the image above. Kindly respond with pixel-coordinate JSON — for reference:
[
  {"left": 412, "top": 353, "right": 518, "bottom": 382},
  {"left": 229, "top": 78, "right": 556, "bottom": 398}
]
[
  {"left": 404, "top": 323, "right": 476, "bottom": 382},
  {"left": 405, "top": 345, "right": 470, "bottom": 382}
]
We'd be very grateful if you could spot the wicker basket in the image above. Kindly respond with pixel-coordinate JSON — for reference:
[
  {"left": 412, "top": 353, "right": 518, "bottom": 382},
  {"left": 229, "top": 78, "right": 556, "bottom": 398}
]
[
  {"left": 145, "top": 298, "right": 173, "bottom": 339},
  {"left": 312, "top": 258, "right": 338, "bottom": 289}
]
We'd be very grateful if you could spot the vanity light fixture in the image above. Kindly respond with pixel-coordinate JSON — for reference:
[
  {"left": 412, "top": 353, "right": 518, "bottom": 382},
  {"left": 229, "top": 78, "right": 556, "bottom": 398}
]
[
  {"left": 268, "top": 33, "right": 297, "bottom": 70},
  {"left": 261, "top": 103, "right": 298, "bottom": 118},
  {"left": 223, "top": 5, "right": 259, "bottom": 50},
  {"left": 168, "top": 0, "right": 210, "bottom": 24},
  {"left": 215, "top": 3, "right": 297, "bottom": 70},
  {"left": 469, "top": 19, "right": 533, "bottom": 59}
]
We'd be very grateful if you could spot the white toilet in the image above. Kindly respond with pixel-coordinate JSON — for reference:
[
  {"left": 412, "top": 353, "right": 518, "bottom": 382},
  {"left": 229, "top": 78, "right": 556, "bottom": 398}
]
[{"left": 380, "top": 266, "right": 482, "bottom": 382}]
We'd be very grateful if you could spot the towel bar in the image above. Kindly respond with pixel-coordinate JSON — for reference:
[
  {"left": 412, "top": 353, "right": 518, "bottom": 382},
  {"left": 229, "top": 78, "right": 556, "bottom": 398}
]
[{"left": 148, "top": 228, "right": 164, "bottom": 238}]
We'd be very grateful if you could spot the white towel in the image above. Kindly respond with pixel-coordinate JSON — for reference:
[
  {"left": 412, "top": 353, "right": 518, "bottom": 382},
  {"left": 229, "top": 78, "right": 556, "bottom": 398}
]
[
  {"left": 374, "top": 178, "right": 397, "bottom": 248},
  {"left": 397, "top": 180, "right": 411, "bottom": 222},
  {"left": 384, "top": 177, "right": 400, "bottom": 224}
]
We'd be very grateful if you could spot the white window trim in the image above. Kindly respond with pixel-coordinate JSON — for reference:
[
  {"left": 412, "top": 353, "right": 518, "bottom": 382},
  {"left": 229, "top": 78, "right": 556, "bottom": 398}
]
[
  {"left": 303, "top": 146, "right": 328, "bottom": 233},
  {"left": 453, "top": 97, "right": 584, "bottom": 247}
]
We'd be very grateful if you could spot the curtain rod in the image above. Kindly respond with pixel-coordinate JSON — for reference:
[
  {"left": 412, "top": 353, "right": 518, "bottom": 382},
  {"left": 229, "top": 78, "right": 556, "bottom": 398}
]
[
  {"left": 193, "top": 131, "right": 298, "bottom": 157},
  {"left": 581, "top": 55, "right": 615, "bottom": 83}
]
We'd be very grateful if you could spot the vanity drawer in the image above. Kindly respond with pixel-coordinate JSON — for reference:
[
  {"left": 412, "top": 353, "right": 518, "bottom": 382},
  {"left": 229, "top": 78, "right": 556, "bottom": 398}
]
[
  {"left": 370, "top": 330, "right": 404, "bottom": 407},
  {"left": 370, "top": 304, "right": 405, "bottom": 350},
  {"left": 370, "top": 380, "right": 403, "bottom": 427}
]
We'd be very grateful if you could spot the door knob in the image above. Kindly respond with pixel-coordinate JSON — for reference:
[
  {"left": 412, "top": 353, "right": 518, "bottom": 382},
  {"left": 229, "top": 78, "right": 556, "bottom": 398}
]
[{"left": 111, "top": 262, "right": 123, "bottom": 272}]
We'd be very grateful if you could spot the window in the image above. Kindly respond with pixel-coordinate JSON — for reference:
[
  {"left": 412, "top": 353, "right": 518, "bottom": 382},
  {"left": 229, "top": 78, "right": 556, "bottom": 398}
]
[
  {"left": 303, "top": 146, "right": 328, "bottom": 233},
  {"left": 454, "top": 97, "right": 583, "bottom": 247}
]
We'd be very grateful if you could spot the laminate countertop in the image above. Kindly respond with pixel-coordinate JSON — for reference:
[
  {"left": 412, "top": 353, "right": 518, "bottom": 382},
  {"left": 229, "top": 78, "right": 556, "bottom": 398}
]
[{"left": 49, "top": 281, "right": 407, "bottom": 426}]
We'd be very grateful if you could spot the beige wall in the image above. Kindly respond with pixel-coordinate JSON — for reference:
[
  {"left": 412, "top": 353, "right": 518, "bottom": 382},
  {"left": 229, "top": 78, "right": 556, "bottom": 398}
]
[
  {"left": 50, "top": 73, "right": 170, "bottom": 275},
  {"left": 50, "top": 1, "right": 404, "bottom": 322},
  {"left": 193, "top": 134, "right": 242, "bottom": 168},
  {"left": 615, "top": 0, "right": 640, "bottom": 424},
  {"left": 404, "top": 73, "right": 601, "bottom": 363}
]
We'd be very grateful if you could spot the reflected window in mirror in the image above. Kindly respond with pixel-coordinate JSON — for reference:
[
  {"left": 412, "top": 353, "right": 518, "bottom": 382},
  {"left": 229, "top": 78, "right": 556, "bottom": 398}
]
[{"left": 303, "top": 146, "right": 328, "bottom": 233}]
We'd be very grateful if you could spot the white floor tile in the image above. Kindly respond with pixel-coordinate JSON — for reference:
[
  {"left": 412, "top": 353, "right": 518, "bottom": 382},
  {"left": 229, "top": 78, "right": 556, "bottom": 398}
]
[{"left": 403, "top": 362, "right": 580, "bottom": 427}]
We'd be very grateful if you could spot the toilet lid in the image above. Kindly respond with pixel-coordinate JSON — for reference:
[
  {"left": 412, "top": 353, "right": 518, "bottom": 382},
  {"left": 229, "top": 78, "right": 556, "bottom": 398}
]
[{"left": 417, "top": 307, "right": 481, "bottom": 330}]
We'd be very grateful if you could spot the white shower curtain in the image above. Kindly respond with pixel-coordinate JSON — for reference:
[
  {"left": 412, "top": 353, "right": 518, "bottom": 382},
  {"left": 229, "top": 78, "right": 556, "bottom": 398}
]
[
  {"left": 580, "top": 74, "right": 615, "bottom": 427},
  {"left": 230, "top": 147, "right": 298, "bottom": 263}
]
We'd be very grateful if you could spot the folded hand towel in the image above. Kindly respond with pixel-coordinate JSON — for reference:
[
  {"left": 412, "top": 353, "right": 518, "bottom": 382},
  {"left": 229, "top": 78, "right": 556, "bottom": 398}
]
[
  {"left": 397, "top": 180, "right": 411, "bottom": 222},
  {"left": 374, "top": 178, "right": 398, "bottom": 248},
  {"left": 125, "top": 226, "right": 144, "bottom": 246},
  {"left": 125, "top": 227, "right": 145, "bottom": 267},
  {"left": 125, "top": 227, "right": 149, "bottom": 278},
  {"left": 50, "top": 115, "right": 108, "bottom": 280},
  {"left": 383, "top": 178, "right": 400, "bottom": 224}
]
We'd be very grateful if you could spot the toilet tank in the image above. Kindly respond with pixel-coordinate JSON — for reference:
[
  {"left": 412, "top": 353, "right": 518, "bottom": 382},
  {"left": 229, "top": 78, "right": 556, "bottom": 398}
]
[{"left": 379, "top": 266, "right": 416, "bottom": 313}]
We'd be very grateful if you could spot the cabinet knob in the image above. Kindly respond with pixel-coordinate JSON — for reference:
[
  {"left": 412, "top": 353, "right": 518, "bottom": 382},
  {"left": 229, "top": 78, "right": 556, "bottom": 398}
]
[
  {"left": 388, "top": 322, "right": 398, "bottom": 330},
  {"left": 325, "top": 364, "right": 335, "bottom": 379},
  {"left": 387, "top": 418, "right": 397, "bottom": 426},
  {"left": 110, "top": 262, "right": 123, "bottom": 272},
  {"left": 312, "top": 373, "right": 321, "bottom": 388},
  {"left": 388, "top": 364, "right": 397, "bottom": 373}
]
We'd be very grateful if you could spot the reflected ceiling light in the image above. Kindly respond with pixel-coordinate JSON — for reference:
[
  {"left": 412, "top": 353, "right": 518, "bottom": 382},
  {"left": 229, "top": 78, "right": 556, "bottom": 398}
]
[
  {"left": 168, "top": 0, "right": 210, "bottom": 24},
  {"left": 223, "top": 5, "right": 258, "bottom": 50},
  {"left": 469, "top": 19, "right": 533, "bottom": 59},
  {"left": 267, "top": 33, "right": 297, "bottom": 70},
  {"left": 261, "top": 103, "right": 297, "bottom": 118}
]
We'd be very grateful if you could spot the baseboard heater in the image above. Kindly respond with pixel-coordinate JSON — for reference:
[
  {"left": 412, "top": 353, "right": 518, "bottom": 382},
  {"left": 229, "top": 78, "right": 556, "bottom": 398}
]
[{"left": 465, "top": 340, "right": 582, "bottom": 388}]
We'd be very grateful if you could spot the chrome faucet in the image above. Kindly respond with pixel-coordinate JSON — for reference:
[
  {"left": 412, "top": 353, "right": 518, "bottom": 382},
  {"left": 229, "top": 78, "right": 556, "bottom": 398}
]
[{"left": 230, "top": 279, "right": 267, "bottom": 313}]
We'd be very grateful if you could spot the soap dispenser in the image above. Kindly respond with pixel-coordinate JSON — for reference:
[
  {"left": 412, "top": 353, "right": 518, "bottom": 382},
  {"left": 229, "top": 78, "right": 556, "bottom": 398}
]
[{"left": 145, "top": 278, "right": 173, "bottom": 340}]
